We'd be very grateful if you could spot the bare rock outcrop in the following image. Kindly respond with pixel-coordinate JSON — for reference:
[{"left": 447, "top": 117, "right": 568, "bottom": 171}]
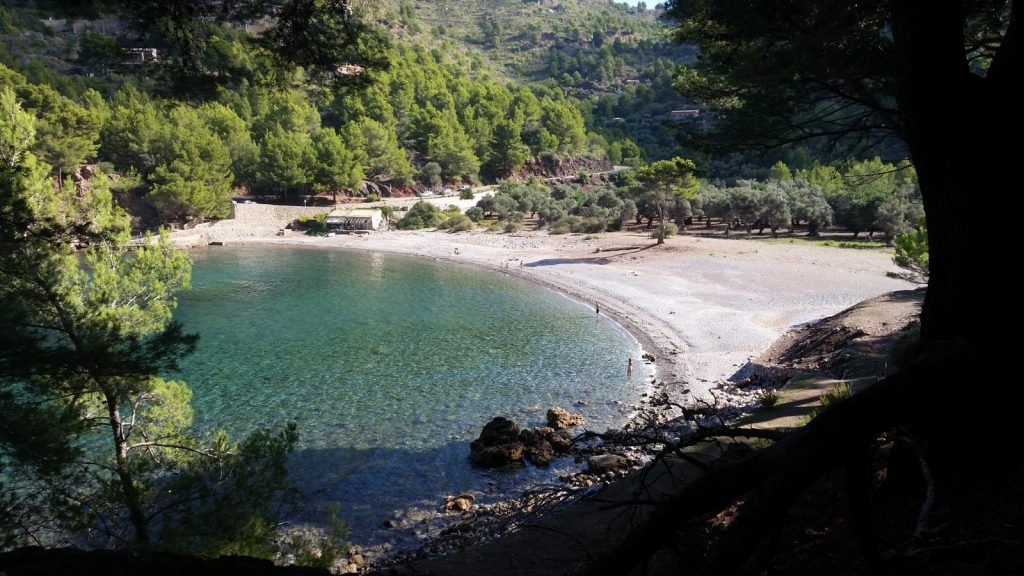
[
  {"left": 546, "top": 406, "right": 585, "bottom": 431},
  {"left": 469, "top": 417, "right": 524, "bottom": 468}
]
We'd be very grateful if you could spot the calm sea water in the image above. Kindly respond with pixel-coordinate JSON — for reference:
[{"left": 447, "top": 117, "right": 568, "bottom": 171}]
[{"left": 174, "top": 246, "right": 647, "bottom": 541}]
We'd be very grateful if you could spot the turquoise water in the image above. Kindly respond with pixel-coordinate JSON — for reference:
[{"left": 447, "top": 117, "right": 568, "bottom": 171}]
[{"left": 174, "top": 246, "right": 647, "bottom": 540}]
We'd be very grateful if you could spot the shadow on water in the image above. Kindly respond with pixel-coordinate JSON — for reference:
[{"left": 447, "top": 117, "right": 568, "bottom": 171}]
[{"left": 285, "top": 440, "right": 559, "bottom": 545}]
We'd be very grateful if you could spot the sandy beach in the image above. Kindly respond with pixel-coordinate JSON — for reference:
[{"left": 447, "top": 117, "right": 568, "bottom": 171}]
[{"left": 173, "top": 221, "right": 915, "bottom": 404}]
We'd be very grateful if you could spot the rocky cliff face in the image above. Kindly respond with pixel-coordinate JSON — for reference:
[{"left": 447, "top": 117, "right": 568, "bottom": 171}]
[{"left": 517, "top": 155, "right": 612, "bottom": 180}]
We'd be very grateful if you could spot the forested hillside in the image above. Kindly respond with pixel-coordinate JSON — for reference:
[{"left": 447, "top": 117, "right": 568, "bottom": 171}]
[
  {"left": 0, "top": 1, "right": 653, "bottom": 228},
  {"left": 365, "top": 0, "right": 697, "bottom": 162},
  {"left": 0, "top": 1, "right": 699, "bottom": 221}
]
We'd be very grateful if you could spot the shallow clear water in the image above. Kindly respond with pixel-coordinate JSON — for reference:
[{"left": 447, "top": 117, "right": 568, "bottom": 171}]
[{"left": 174, "top": 246, "right": 647, "bottom": 541}]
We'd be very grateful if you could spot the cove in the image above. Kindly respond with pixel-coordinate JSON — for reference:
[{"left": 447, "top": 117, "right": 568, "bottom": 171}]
[{"left": 174, "top": 245, "right": 648, "bottom": 542}]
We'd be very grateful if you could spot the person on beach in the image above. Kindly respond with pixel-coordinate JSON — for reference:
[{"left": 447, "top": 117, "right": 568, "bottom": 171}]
[
  {"left": 596, "top": 303, "right": 600, "bottom": 315},
  {"left": 627, "top": 357, "right": 633, "bottom": 376}
]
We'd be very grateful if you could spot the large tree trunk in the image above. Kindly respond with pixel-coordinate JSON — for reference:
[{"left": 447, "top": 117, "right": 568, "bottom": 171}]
[
  {"left": 580, "top": 6, "right": 1020, "bottom": 576},
  {"left": 893, "top": 0, "right": 1020, "bottom": 349}
]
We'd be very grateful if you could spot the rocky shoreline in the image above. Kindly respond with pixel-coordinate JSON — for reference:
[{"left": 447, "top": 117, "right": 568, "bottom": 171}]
[{"left": 169, "top": 225, "right": 913, "bottom": 572}]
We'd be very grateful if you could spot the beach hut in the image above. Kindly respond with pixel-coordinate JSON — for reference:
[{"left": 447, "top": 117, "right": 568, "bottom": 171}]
[{"left": 325, "top": 208, "right": 384, "bottom": 232}]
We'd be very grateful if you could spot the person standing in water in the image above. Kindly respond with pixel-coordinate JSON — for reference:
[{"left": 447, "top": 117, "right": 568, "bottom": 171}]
[{"left": 627, "top": 357, "right": 633, "bottom": 376}]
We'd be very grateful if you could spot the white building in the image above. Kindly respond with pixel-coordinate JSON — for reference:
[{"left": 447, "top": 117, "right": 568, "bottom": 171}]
[{"left": 325, "top": 208, "right": 384, "bottom": 231}]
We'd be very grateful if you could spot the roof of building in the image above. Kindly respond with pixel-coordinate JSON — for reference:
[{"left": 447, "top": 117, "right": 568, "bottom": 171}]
[{"left": 327, "top": 208, "right": 381, "bottom": 219}]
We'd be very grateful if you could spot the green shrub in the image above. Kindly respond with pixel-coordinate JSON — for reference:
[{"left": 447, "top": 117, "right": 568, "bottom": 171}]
[
  {"left": 465, "top": 206, "right": 484, "bottom": 222},
  {"left": 366, "top": 192, "right": 381, "bottom": 202},
  {"left": 651, "top": 222, "right": 678, "bottom": 239},
  {"left": 759, "top": 390, "right": 780, "bottom": 409},
  {"left": 548, "top": 221, "right": 571, "bottom": 235},
  {"left": 293, "top": 214, "right": 328, "bottom": 235},
  {"left": 819, "top": 381, "right": 852, "bottom": 410},
  {"left": 893, "top": 218, "right": 929, "bottom": 274},
  {"left": 305, "top": 214, "right": 328, "bottom": 236},
  {"left": 582, "top": 218, "right": 607, "bottom": 233},
  {"left": 444, "top": 204, "right": 461, "bottom": 214},
  {"left": 801, "top": 381, "right": 853, "bottom": 424},
  {"left": 438, "top": 213, "right": 471, "bottom": 231},
  {"left": 449, "top": 218, "right": 473, "bottom": 232},
  {"left": 553, "top": 215, "right": 582, "bottom": 233},
  {"left": 459, "top": 188, "right": 475, "bottom": 200},
  {"left": 504, "top": 220, "right": 522, "bottom": 233},
  {"left": 397, "top": 201, "right": 441, "bottom": 230}
]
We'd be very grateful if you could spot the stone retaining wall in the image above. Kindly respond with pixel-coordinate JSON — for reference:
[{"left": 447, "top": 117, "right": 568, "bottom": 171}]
[{"left": 229, "top": 203, "right": 331, "bottom": 223}]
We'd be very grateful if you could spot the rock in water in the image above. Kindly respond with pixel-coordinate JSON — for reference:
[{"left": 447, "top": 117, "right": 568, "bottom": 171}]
[
  {"left": 523, "top": 440, "right": 555, "bottom": 466},
  {"left": 469, "top": 417, "right": 525, "bottom": 468},
  {"left": 588, "top": 454, "right": 630, "bottom": 475},
  {"left": 549, "top": 429, "right": 575, "bottom": 453},
  {"left": 519, "top": 427, "right": 560, "bottom": 466},
  {"left": 444, "top": 493, "right": 476, "bottom": 513},
  {"left": 547, "top": 406, "right": 585, "bottom": 430}
]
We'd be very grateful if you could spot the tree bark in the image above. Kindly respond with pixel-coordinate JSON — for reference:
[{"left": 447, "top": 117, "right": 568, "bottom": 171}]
[
  {"left": 657, "top": 201, "right": 666, "bottom": 244},
  {"left": 892, "top": 0, "right": 1021, "bottom": 349},
  {"left": 106, "top": 394, "right": 150, "bottom": 543}
]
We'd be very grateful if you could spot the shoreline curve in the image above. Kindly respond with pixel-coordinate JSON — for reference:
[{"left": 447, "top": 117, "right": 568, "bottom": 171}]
[{"left": 174, "top": 227, "right": 916, "bottom": 406}]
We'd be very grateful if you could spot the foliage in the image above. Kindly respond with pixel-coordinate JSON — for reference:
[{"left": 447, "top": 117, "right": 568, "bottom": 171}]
[
  {"left": 313, "top": 128, "right": 363, "bottom": 193},
  {"left": 651, "top": 221, "right": 678, "bottom": 238},
  {"left": 667, "top": 0, "right": 901, "bottom": 156},
  {"left": 146, "top": 107, "right": 234, "bottom": 220},
  {"left": 396, "top": 200, "right": 441, "bottom": 229},
  {"left": 416, "top": 161, "right": 443, "bottom": 189},
  {"left": 257, "top": 128, "right": 316, "bottom": 199},
  {"left": 437, "top": 213, "right": 473, "bottom": 232},
  {"left": 116, "top": 0, "right": 391, "bottom": 92},
  {"left": 633, "top": 157, "right": 698, "bottom": 243},
  {"left": 1, "top": 25, "right": 612, "bottom": 224},
  {"left": 698, "top": 157, "right": 919, "bottom": 238},
  {"left": 759, "top": 390, "right": 780, "bottom": 409},
  {"left": 0, "top": 88, "right": 299, "bottom": 553},
  {"left": 459, "top": 187, "right": 474, "bottom": 200},
  {"left": 465, "top": 206, "right": 484, "bottom": 222},
  {"left": 819, "top": 382, "right": 853, "bottom": 411},
  {"left": 893, "top": 218, "right": 929, "bottom": 274}
]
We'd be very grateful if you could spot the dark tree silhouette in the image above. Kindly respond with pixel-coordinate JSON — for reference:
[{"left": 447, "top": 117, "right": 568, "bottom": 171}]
[
  {"left": 120, "top": 0, "right": 390, "bottom": 91},
  {"left": 669, "top": 0, "right": 1018, "bottom": 347},
  {"left": 581, "top": 1, "right": 1020, "bottom": 574}
]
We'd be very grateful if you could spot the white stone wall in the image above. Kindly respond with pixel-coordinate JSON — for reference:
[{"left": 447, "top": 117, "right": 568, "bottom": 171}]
[{"left": 229, "top": 203, "right": 331, "bottom": 223}]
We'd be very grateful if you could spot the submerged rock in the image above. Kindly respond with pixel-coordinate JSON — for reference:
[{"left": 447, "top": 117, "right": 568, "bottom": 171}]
[
  {"left": 587, "top": 454, "right": 630, "bottom": 475},
  {"left": 546, "top": 406, "right": 585, "bottom": 430},
  {"left": 469, "top": 417, "right": 524, "bottom": 468}
]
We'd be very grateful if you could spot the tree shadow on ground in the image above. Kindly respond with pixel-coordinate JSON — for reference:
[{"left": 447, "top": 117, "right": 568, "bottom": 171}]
[{"left": 524, "top": 243, "right": 656, "bottom": 267}]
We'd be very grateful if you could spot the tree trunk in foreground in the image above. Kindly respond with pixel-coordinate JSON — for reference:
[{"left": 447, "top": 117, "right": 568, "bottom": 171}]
[
  {"left": 894, "top": 0, "right": 1021, "bottom": 349},
  {"left": 583, "top": 4, "right": 1021, "bottom": 573},
  {"left": 106, "top": 394, "right": 150, "bottom": 543}
]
